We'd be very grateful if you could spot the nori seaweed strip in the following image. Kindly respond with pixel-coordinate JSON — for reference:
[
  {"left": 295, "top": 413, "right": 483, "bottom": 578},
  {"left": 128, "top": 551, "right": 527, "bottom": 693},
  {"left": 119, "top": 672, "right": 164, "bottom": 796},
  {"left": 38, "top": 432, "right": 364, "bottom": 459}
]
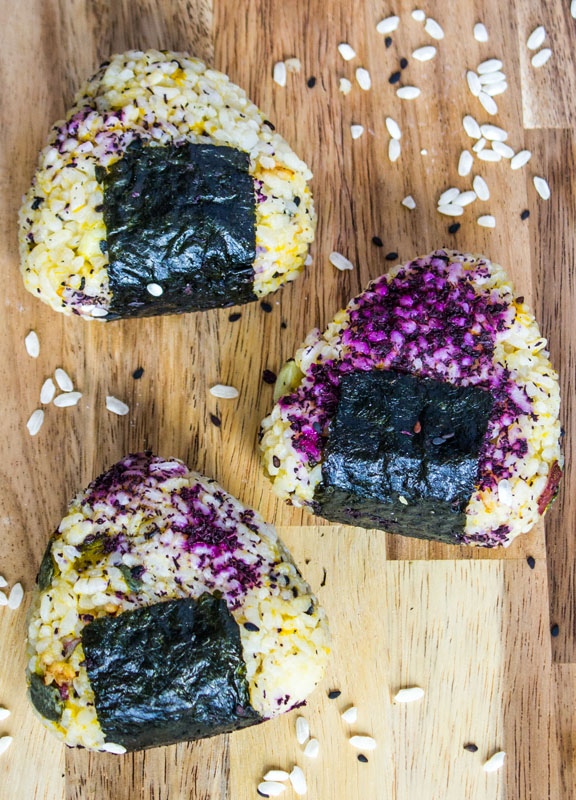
[
  {"left": 37, "top": 540, "right": 57, "bottom": 591},
  {"left": 82, "top": 594, "right": 262, "bottom": 751},
  {"left": 29, "top": 673, "right": 64, "bottom": 722},
  {"left": 313, "top": 371, "right": 494, "bottom": 543},
  {"left": 97, "top": 141, "right": 257, "bottom": 319}
]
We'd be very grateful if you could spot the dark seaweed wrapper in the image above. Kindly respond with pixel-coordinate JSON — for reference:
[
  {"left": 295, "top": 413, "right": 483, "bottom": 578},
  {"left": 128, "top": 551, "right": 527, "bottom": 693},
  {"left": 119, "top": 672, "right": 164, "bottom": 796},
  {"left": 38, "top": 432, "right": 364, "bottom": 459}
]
[
  {"left": 313, "top": 370, "right": 494, "bottom": 543},
  {"left": 29, "top": 673, "right": 64, "bottom": 722},
  {"left": 82, "top": 594, "right": 262, "bottom": 751},
  {"left": 97, "top": 141, "right": 257, "bottom": 319}
]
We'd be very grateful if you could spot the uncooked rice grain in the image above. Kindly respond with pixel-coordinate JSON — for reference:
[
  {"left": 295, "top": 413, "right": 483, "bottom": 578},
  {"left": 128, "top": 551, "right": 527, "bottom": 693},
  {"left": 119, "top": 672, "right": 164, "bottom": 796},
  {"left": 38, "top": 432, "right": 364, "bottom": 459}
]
[
  {"left": 481, "top": 124, "right": 508, "bottom": 141},
  {"left": 473, "top": 137, "right": 487, "bottom": 153},
  {"left": 458, "top": 151, "right": 474, "bottom": 176},
  {"left": 402, "top": 195, "right": 416, "bottom": 209},
  {"left": 296, "top": 716, "right": 310, "bottom": 744},
  {"left": 474, "top": 23, "right": 489, "bottom": 42},
  {"left": 355, "top": 68, "right": 371, "bottom": 90},
  {"left": 424, "top": 18, "right": 444, "bottom": 39},
  {"left": 477, "top": 58, "right": 503, "bottom": 73},
  {"left": 55, "top": 368, "right": 74, "bottom": 392},
  {"left": 477, "top": 150, "right": 502, "bottom": 162},
  {"left": 40, "top": 378, "right": 56, "bottom": 404},
  {"left": 105, "top": 395, "right": 129, "bottom": 414},
  {"left": 349, "top": 735, "right": 377, "bottom": 750},
  {"left": 329, "top": 252, "right": 354, "bottom": 271},
  {"left": 456, "top": 191, "right": 476, "bottom": 207},
  {"left": 510, "top": 150, "right": 532, "bottom": 170},
  {"left": 386, "top": 117, "right": 402, "bottom": 139},
  {"left": 273, "top": 62, "right": 287, "bottom": 87},
  {"left": 54, "top": 392, "right": 82, "bottom": 408},
  {"left": 0, "top": 576, "right": 7, "bottom": 588},
  {"left": 463, "top": 115, "right": 481, "bottom": 139},
  {"left": 479, "top": 92, "right": 498, "bottom": 115},
  {"left": 0, "top": 709, "right": 10, "bottom": 721},
  {"left": 478, "top": 214, "right": 496, "bottom": 228},
  {"left": 532, "top": 49, "right": 552, "bottom": 68},
  {"left": 284, "top": 58, "right": 301, "bottom": 74},
  {"left": 467, "top": 71, "right": 482, "bottom": 96},
  {"left": 27, "top": 409, "right": 44, "bottom": 435},
  {"left": 25, "top": 330, "right": 40, "bottom": 358},
  {"left": 492, "top": 141, "right": 514, "bottom": 158},
  {"left": 0, "top": 737, "right": 13, "bottom": 757},
  {"left": 412, "top": 46, "right": 436, "bottom": 61},
  {"left": 376, "top": 15, "right": 400, "bottom": 34},
  {"left": 338, "top": 43, "right": 356, "bottom": 61},
  {"left": 438, "top": 204, "right": 464, "bottom": 216},
  {"left": 341, "top": 706, "right": 358, "bottom": 723},
  {"left": 263, "top": 771, "right": 290, "bottom": 782},
  {"left": 479, "top": 71, "right": 506, "bottom": 84},
  {"left": 394, "top": 686, "right": 425, "bottom": 702},
  {"left": 484, "top": 81, "right": 508, "bottom": 96},
  {"left": 473, "top": 175, "right": 490, "bottom": 200},
  {"left": 396, "top": 86, "right": 421, "bottom": 99},
  {"left": 258, "top": 781, "right": 287, "bottom": 797},
  {"left": 526, "top": 26, "right": 546, "bottom": 50},
  {"left": 304, "top": 738, "right": 319, "bottom": 758},
  {"left": 289, "top": 766, "right": 307, "bottom": 796},
  {"left": 483, "top": 751, "right": 506, "bottom": 772},
  {"left": 411, "top": 9, "right": 426, "bottom": 21},
  {"left": 439, "top": 187, "right": 460, "bottom": 205},
  {"left": 389, "top": 139, "right": 401, "bottom": 162},
  {"left": 351, "top": 125, "right": 364, "bottom": 140},
  {"left": 533, "top": 176, "right": 551, "bottom": 200},
  {"left": 8, "top": 582, "right": 24, "bottom": 610},
  {"left": 339, "top": 78, "right": 352, "bottom": 95}
]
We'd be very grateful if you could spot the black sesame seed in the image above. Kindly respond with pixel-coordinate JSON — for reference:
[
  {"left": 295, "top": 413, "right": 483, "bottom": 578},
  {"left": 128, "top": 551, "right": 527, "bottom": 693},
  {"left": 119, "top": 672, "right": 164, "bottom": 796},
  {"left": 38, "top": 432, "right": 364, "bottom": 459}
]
[
  {"left": 385, "top": 251, "right": 398, "bottom": 261},
  {"left": 132, "top": 367, "right": 144, "bottom": 380},
  {"left": 263, "top": 120, "right": 275, "bottom": 130},
  {"left": 400, "top": 57, "right": 408, "bottom": 69},
  {"left": 372, "top": 236, "right": 384, "bottom": 248},
  {"left": 527, "top": 555, "right": 536, "bottom": 569},
  {"left": 294, "top": 196, "right": 301, "bottom": 206},
  {"left": 448, "top": 223, "right": 461, "bottom": 234},
  {"left": 281, "top": 321, "right": 288, "bottom": 329},
  {"left": 385, "top": 36, "right": 392, "bottom": 48},
  {"left": 463, "top": 743, "right": 478, "bottom": 753},
  {"left": 328, "top": 690, "right": 341, "bottom": 699},
  {"left": 357, "top": 754, "right": 369, "bottom": 763},
  {"left": 95, "top": 204, "right": 104, "bottom": 212},
  {"left": 210, "top": 414, "right": 222, "bottom": 428},
  {"left": 305, "top": 604, "right": 314, "bottom": 615},
  {"left": 389, "top": 71, "right": 402, "bottom": 84},
  {"left": 31, "top": 196, "right": 44, "bottom": 210},
  {"left": 520, "top": 209, "right": 530, "bottom": 220},
  {"left": 307, "top": 76, "right": 317, "bottom": 88},
  {"left": 228, "top": 312, "right": 241, "bottom": 322},
  {"left": 262, "top": 369, "right": 277, "bottom": 385},
  {"left": 272, "top": 455, "right": 280, "bottom": 468},
  {"left": 244, "top": 622, "right": 260, "bottom": 632},
  {"left": 260, "top": 301, "right": 273, "bottom": 313},
  {"left": 551, "top": 624, "right": 560, "bottom": 637}
]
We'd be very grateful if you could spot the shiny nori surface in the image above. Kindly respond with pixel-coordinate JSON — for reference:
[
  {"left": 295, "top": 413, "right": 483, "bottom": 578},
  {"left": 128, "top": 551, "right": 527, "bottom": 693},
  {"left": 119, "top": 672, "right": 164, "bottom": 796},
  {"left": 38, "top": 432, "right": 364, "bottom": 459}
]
[
  {"left": 29, "top": 673, "right": 64, "bottom": 722},
  {"left": 313, "top": 370, "right": 494, "bottom": 543},
  {"left": 37, "top": 540, "right": 56, "bottom": 591},
  {"left": 82, "top": 594, "right": 262, "bottom": 751},
  {"left": 96, "top": 141, "right": 257, "bottom": 319}
]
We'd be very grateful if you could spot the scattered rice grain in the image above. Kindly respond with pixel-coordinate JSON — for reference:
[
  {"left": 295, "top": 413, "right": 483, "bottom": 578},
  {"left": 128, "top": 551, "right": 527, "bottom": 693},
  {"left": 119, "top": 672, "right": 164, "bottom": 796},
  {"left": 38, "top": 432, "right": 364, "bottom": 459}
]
[
  {"left": 54, "top": 392, "right": 82, "bottom": 408},
  {"left": 355, "top": 68, "right": 371, "bottom": 90},
  {"left": 339, "top": 78, "right": 352, "bottom": 95},
  {"left": 467, "top": 71, "right": 482, "bottom": 96},
  {"left": 376, "top": 15, "right": 400, "bottom": 34},
  {"left": 532, "top": 48, "right": 552, "bottom": 68},
  {"left": 411, "top": 9, "right": 425, "bottom": 21},
  {"left": 388, "top": 138, "right": 401, "bottom": 162},
  {"left": 526, "top": 26, "right": 546, "bottom": 50},
  {"left": 304, "top": 738, "right": 320, "bottom": 758},
  {"left": 484, "top": 81, "right": 508, "bottom": 96},
  {"left": 458, "top": 150, "right": 474, "bottom": 176},
  {"left": 338, "top": 43, "right": 356, "bottom": 61},
  {"left": 105, "top": 395, "right": 129, "bottom": 414},
  {"left": 8, "top": 582, "right": 24, "bottom": 610},
  {"left": 533, "top": 176, "right": 551, "bottom": 200},
  {"left": 474, "top": 23, "right": 489, "bottom": 42},
  {"left": 480, "top": 124, "right": 508, "bottom": 141},
  {"left": 285, "top": 58, "right": 301, "bottom": 73},
  {"left": 40, "top": 378, "right": 56, "bottom": 404},
  {"left": 477, "top": 58, "right": 503, "bottom": 73},
  {"left": 0, "top": 709, "right": 10, "bottom": 721},
  {"left": 463, "top": 115, "right": 481, "bottom": 139},
  {"left": 394, "top": 686, "right": 425, "bottom": 703},
  {"left": 289, "top": 765, "right": 307, "bottom": 796},
  {"left": 329, "top": 252, "right": 354, "bottom": 271},
  {"left": 349, "top": 735, "right": 377, "bottom": 750},
  {"left": 402, "top": 195, "right": 416, "bottom": 209},
  {"left": 341, "top": 706, "right": 358, "bottom": 724},
  {"left": 0, "top": 737, "right": 13, "bottom": 756},
  {"left": 26, "top": 409, "right": 44, "bottom": 436},
  {"left": 477, "top": 149, "right": 502, "bottom": 162},
  {"left": 437, "top": 204, "right": 463, "bottom": 217},
  {"left": 351, "top": 124, "right": 364, "bottom": 140},
  {"left": 296, "top": 716, "right": 310, "bottom": 745},
  {"left": 456, "top": 191, "right": 476, "bottom": 206},
  {"left": 273, "top": 62, "right": 287, "bottom": 87},
  {"left": 424, "top": 18, "right": 444, "bottom": 39},
  {"left": 54, "top": 368, "right": 73, "bottom": 392},
  {"left": 477, "top": 214, "right": 496, "bottom": 228},
  {"left": 439, "top": 187, "right": 460, "bottom": 205},
  {"left": 473, "top": 175, "right": 490, "bottom": 200},
  {"left": 483, "top": 751, "right": 506, "bottom": 772},
  {"left": 478, "top": 92, "right": 498, "bottom": 115},
  {"left": 510, "top": 150, "right": 532, "bottom": 170},
  {"left": 258, "top": 782, "right": 286, "bottom": 797},
  {"left": 25, "top": 330, "right": 39, "bottom": 358},
  {"left": 396, "top": 86, "right": 421, "bottom": 99},
  {"left": 412, "top": 46, "right": 436, "bottom": 61},
  {"left": 263, "top": 771, "right": 290, "bottom": 783},
  {"left": 472, "top": 137, "right": 487, "bottom": 153},
  {"left": 386, "top": 117, "right": 402, "bottom": 139},
  {"left": 492, "top": 141, "right": 514, "bottom": 158},
  {"left": 101, "top": 742, "right": 127, "bottom": 754}
]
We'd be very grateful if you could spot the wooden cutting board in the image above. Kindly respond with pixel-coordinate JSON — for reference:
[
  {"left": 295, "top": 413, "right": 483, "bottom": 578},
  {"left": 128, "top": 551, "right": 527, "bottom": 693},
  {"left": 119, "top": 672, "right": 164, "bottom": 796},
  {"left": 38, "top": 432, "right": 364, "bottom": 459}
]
[{"left": 1, "top": 1, "right": 574, "bottom": 797}]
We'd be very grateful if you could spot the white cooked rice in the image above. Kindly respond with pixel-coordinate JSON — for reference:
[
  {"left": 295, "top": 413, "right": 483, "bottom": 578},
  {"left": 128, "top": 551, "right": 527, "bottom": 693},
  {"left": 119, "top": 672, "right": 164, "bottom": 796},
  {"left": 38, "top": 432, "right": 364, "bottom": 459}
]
[{"left": 19, "top": 50, "right": 315, "bottom": 319}]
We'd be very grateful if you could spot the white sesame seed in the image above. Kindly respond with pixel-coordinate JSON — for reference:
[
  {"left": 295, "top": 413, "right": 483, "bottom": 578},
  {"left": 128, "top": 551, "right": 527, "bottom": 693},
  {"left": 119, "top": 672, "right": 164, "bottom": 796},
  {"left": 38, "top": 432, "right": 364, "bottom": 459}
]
[
  {"left": 146, "top": 282, "right": 163, "bottom": 297},
  {"left": 467, "top": 71, "right": 482, "bottom": 97},
  {"left": 483, "top": 751, "right": 506, "bottom": 772},
  {"left": 263, "top": 771, "right": 290, "bottom": 783},
  {"left": 532, "top": 48, "right": 552, "bottom": 68},
  {"left": 527, "top": 26, "right": 546, "bottom": 50},
  {"left": 510, "top": 150, "right": 532, "bottom": 170},
  {"left": 338, "top": 43, "right": 356, "bottom": 61},
  {"left": 258, "top": 782, "right": 286, "bottom": 797},
  {"left": 412, "top": 45, "right": 437, "bottom": 61},
  {"left": 439, "top": 187, "right": 460, "bottom": 205},
  {"left": 351, "top": 124, "right": 364, "bottom": 140},
  {"left": 341, "top": 706, "right": 358, "bottom": 724},
  {"left": 402, "top": 195, "right": 416, "bottom": 209},
  {"left": 473, "top": 175, "right": 490, "bottom": 200},
  {"left": 386, "top": 117, "right": 402, "bottom": 139},
  {"left": 389, "top": 138, "right": 401, "bottom": 162},
  {"left": 54, "top": 368, "right": 74, "bottom": 392},
  {"left": 477, "top": 149, "right": 502, "bottom": 162},
  {"left": 411, "top": 9, "right": 426, "bottom": 21},
  {"left": 54, "top": 392, "right": 82, "bottom": 408},
  {"left": 394, "top": 686, "right": 425, "bottom": 702},
  {"left": 438, "top": 204, "right": 464, "bottom": 216},
  {"left": 0, "top": 576, "right": 6, "bottom": 588},
  {"left": 479, "top": 71, "right": 506, "bottom": 84},
  {"left": 396, "top": 86, "right": 421, "bottom": 99},
  {"left": 463, "top": 115, "right": 481, "bottom": 139},
  {"left": 285, "top": 58, "right": 301, "bottom": 73},
  {"left": 329, "top": 252, "right": 354, "bottom": 271},
  {"left": 376, "top": 15, "right": 400, "bottom": 34},
  {"left": 25, "top": 330, "right": 39, "bottom": 358},
  {"left": 91, "top": 307, "right": 108, "bottom": 317},
  {"left": 339, "top": 78, "right": 352, "bottom": 95},
  {"left": 424, "top": 17, "right": 444, "bottom": 39},
  {"left": 101, "top": 742, "right": 127, "bottom": 755},
  {"left": 40, "top": 379, "right": 56, "bottom": 405},
  {"left": 572, "top": 0, "right": 576, "bottom": 18},
  {"left": 296, "top": 716, "right": 310, "bottom": 745},
  {"left": 0, "top": 591, "right": 6, "bottom": 606},
  {"left": 534, "top": 176, "right": 551, "bottom": 200},
  {"left": 0, "top": 708, "right": 10, "bottom": 721},
  {"left": 484, "top": 81, "right": 508, "bottom": 96},
  {"left": 105, "top": 395, "right": 130, "bottom": 414},
  {"left": 474, "top": 22, "right": 489, "bottom": 42},
  {"left": 26, "top": 409, "right": 44, "bottom": 436},
  {"left": 0, "top": 736, "right": 13, "bottom": 757},
  {"left": 477, "top": 58, "right": 503, "bottom": 74},
  {"left": 304, "top": 738, "right": 320, "bottom": 758},
  {"left": 8, "top": 582, "right": 24, "bottom": 610},
  {"left": 289, "top": 765, "right": 307, "bottom": 795},
  {"left": 273, "top": 61, "right": 287, "bottom": 87},
  {"left": 492, "top": 141, "right": 515, "bottom": 158},
  {"left": 349, "top": 735, "right": 377, "bottom": 751},
  {"left": 472, "top": 137, "right": 487, "bottom": 153},
  {"left": 477, "top": 214, "right": 496, "bottom": 228},
  {"left": 456, "top": 191, "right": 477, "bottom": 207},
  {"left": 355, "top": 68, "right": 371, "bottom": 90},
  {"left": 480, "top": 124, "right": 508, "bottom": 141},
  {"left": 478, "top": 92, "right": 498, "bottom": 115},
  {"left": 458, "top": 150, "right": 474, "bottom": 176}
]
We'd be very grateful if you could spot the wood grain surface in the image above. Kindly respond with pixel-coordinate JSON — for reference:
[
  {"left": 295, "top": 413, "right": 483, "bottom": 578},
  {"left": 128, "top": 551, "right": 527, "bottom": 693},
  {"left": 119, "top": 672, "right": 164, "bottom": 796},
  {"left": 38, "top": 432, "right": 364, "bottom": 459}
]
[{"left": 0, "top": 0, "right": 574, "bottom": 798}]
